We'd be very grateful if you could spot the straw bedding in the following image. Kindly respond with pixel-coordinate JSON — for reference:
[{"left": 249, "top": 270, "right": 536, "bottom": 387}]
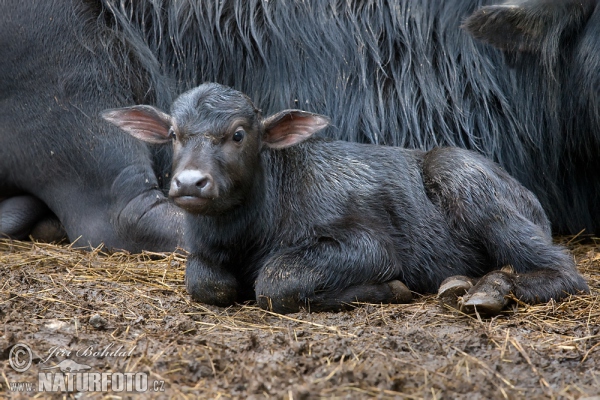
[{"left": 1, "top": 237, "right": 599, "bottom": 398}]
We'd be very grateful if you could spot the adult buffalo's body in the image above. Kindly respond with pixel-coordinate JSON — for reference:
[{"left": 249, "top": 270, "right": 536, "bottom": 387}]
[
  {"left": 0, "top": 1, "right": 183, "bottom": 251},
  {"left": 127, "top": 0, "right": 598, "bottom": 234},
  {"left": 1, "top": 0, "right": 599, "bottom": 251},
  {"left": 103, "top": 83, "right": 589, "bottom": 314}
]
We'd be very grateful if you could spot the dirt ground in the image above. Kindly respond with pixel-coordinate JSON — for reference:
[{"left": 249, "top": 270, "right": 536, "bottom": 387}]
[{"left": 1, "top": 237, "right": 599, "bottom": 399}]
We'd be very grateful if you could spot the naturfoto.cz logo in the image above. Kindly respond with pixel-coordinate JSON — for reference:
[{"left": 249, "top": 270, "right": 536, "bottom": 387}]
[{"left": 6, "top": 343, "right": 165, "bottom": 393}]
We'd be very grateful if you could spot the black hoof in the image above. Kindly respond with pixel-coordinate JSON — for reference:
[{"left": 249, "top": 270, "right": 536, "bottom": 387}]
[
  {"left": 186, "top": 280, "right": 238, "bottom": 307},
  {"left": 30, "top": 216, "right": 68, "bottom": 243},
  {"left": 387, "top": 280, "right": 413, "bottom": 303},
  {"left": 185, "top": 257, "right": 238, "bottom": 307}
]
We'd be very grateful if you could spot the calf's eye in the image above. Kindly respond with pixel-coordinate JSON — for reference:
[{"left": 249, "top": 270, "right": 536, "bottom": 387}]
[
  {"left": 168, "top": 128, "right": 177, "bottom": 141},
  {"left": 232, "top": 130, "right": 245, "bottom": 143}
]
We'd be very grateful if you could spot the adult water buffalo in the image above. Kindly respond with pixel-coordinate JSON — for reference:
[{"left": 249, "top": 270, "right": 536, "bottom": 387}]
[
  {"left": 1, "top": 0, "right": 599, "bottom": 251},
  {"left": 0, "top": 1, "right": 184, "bottom": 251},
  {"left": 134, "top": 0, "right": 600, "bottom": 235}
]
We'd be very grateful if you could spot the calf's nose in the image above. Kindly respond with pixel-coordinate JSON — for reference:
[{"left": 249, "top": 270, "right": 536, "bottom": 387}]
[
  {"left": 176, "top": 170, "right": 211, "bottom": 189},
  {"left": 170, "top": 170, "right": 216, "bottom": 198}
]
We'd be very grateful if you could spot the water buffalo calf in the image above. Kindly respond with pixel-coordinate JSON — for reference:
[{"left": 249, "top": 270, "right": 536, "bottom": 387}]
[{"left": 102, "top": 83, "right": 589, "bottom": 314}]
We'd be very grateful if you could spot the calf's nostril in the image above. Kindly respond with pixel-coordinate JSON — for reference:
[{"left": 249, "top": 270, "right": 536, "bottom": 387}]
[{"left": 196, "top": 177, "right": 209, "bottom": 189}]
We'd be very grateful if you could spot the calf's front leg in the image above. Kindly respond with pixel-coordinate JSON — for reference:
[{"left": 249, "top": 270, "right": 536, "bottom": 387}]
[
  {"left": 186, "top": 254, "right": 239, "bottom": 307},
  {"left": 255, "top": 234, "right": 411, "bottom": 314}
]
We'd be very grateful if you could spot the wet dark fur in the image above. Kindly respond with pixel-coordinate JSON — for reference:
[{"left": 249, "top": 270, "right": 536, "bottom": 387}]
[
  {"left": 103, "top": 0, "right": 600, "bottom": 234},
  {"left": 2, "top": 0, "right": 599, "bottom": 251},
  {"left": 168, "top": 84, "right": 589, "bottom": 313}
]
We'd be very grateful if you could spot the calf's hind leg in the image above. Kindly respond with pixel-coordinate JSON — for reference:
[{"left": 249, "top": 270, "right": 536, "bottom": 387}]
[
  {"left": 426, "top": 148, "right": 588, "bottom": 314},
  {"left": 440, "top": 214, "right": 589, "bottom": 315}
]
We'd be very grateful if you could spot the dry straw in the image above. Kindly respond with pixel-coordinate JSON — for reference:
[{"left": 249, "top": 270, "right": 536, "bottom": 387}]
[{"left": 1, "top": 237, "right": 598, "bottom": 398}]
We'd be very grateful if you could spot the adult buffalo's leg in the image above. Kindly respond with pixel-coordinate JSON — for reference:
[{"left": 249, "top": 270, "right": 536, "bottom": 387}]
[
  {"left": 111, "top": 187, "right": 185, "bottom": 253},
  {"left": 0, "top": 1, "right": 184, "bottom": 253},
  {"left": 255, "top": 232, "right": 409, "bottom": 314},
  {"left": 0, "top": 195, "right": 64, "bottom": 241},
  {"left": 41, "top": 163, "right": 185, "bottom": 253},
  {"left": 109, "top": 165, "right": 185, "bottom": 252},
  {"left": 30, "top": 215, "right": 68, "bottom": 243},
  {"left": 0, "top": 158, "right": 184, "bottom": 252}
]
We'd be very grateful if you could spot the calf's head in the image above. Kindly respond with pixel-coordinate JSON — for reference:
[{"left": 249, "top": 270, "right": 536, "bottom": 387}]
[{"left": 102, "top": 83, "right": 329, "bottom": 215}]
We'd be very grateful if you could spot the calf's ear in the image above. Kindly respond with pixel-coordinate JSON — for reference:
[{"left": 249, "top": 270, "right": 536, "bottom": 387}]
[
  {"left": 101, "top": 105, "right": 173, "bottom": 144},
  {"left": 463, "top": 0, "right": 595, "bottom": 53},
  {"left": 262, "top": 110, "right": 330, "bottom": 149}
]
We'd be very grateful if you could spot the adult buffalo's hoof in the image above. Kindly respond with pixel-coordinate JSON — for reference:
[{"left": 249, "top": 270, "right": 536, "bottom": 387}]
[
  {"left": 30, "top": 216, "right": 68, "bottom": 243},
  {"left": 0, "top": 195, "right": 50, "bottom": 240},
  {"left": 387, "top": 280, "right": 413, "bottom": 303},
  {"left": 459, "top": 271, "right": 513, "bottom": 315},
  {"left": 437, "top": 275, "right": 474, "bottom": 308}
]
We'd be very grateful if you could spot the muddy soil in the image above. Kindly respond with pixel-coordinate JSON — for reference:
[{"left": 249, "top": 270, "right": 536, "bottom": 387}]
[{"left": 1, "top": 238, "right": 599, "bottom": 399}]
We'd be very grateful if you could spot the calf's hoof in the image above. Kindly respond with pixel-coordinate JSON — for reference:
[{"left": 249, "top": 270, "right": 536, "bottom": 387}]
[
  {"left": 437, "top": 276, "right": 474, "bottom": 308},
  {"left": 387, "top": 280, "right": 413, "bottom": 303},
  {"left": 459, "top": 271, "right": 513, "bottom": 315},
  {"left": 185, "top": 258, "right": 238, "bottom": 307}
]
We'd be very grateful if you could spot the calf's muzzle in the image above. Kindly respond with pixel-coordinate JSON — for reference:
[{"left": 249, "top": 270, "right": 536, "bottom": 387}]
[{"left": 169, "top": 169, "right": 217, "bottom": 210}]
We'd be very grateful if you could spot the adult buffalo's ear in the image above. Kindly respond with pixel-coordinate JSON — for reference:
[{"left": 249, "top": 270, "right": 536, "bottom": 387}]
[
  {"left": 101, "top": 105, "right": 173, "bottom": 144},
  {"left": 262, "top": 110, "right": 330, "bottom": 149},
  {"left": 463, "top": 0, "right": 596, "bottom": 54}
]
